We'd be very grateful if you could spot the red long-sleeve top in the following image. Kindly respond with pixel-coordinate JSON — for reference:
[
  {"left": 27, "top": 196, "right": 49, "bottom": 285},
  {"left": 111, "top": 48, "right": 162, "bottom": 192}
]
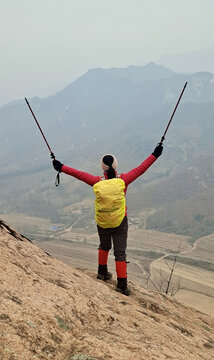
[{"left": 61, "top": 153, "right": 157, "bottom": 199}]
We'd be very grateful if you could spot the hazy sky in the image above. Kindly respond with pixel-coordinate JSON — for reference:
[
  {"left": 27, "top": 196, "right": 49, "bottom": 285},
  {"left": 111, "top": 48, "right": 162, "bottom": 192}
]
[{"left": 1, "top": 0, "right": 214, "bottom": 105}]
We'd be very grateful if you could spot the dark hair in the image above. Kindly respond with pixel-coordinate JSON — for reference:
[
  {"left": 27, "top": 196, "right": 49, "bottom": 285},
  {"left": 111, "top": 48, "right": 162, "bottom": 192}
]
[
  {"left": 107, "top": 165, "right": 116, "bottom": 179},
  {"left": 102, "top": 155, "right": 116, "bottom": 179}
]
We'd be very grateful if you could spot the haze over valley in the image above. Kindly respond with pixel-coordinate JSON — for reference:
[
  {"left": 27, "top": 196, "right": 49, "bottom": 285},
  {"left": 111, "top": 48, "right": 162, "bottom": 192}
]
[{"left": 1, "top": 60, "right": 214, "bottom": 314}]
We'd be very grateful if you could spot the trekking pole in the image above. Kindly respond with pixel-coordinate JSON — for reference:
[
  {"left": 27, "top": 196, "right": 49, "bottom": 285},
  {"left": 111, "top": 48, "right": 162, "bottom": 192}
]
[
  {"left": 160, "top": 82, "right": 188, "bottom": 144},
  {"left": 24, "top": 97, "right": 60, "bottom": 186}
]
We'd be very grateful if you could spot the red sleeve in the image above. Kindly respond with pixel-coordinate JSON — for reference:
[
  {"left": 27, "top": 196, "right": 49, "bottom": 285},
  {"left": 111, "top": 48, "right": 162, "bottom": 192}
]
[
  {"left": 120, "top": 154, "right": 157, "bottom": 186},
  {"left": 61, "top": 165, "right": 101, "bottom": 186}
]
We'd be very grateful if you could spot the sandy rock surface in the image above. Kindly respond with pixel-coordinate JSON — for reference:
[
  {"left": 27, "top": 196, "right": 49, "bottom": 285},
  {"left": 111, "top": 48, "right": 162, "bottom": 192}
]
[{"left": 0, "top": 219, "right": 214, "bottom": 360}]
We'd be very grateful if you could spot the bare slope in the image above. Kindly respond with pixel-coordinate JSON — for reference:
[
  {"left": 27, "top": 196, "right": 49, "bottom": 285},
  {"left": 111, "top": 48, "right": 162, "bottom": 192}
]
[{"left": 0, "top": 219, "right": 214, "bottom": 360}]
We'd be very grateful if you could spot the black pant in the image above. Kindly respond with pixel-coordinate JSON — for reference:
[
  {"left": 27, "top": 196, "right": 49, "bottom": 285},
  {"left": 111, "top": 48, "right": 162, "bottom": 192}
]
[{"left": 97, "top": 216, "right": 128, "bottom": 262}]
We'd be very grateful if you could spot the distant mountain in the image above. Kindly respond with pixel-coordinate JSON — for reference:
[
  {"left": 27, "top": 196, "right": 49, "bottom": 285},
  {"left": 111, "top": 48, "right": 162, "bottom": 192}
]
[
  {"left": 1, "top": 62, "right": 214, "bottom": 238},
  {"left": 157, "top": 46, "right": 214, "bottom": 74},
  {"left": 75, "top": 61, "right": 177, "bottom": 83}
]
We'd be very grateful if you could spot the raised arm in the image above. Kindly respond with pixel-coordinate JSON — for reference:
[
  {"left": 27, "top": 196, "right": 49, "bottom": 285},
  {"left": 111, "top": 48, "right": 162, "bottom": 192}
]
[
  {"left": 52, "top": 160, "right": 101, "bottom": 186},
  {"left": 120, "top": 144, "right": 163, "bottom": 186}
]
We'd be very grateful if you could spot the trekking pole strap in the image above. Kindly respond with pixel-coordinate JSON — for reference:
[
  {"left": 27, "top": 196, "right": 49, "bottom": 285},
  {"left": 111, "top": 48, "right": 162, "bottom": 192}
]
[
  {"left": 50, "top": 153, "right": 61, "bottom": 187},
  {"left": 55, "top": 172, "right": 60, "bottom": 187}
]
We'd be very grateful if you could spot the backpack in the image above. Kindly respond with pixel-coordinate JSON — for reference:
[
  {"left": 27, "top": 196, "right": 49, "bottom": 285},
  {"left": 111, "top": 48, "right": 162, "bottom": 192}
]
[{"left": 93, "top": 178, "right": 126, "bottom": 229}]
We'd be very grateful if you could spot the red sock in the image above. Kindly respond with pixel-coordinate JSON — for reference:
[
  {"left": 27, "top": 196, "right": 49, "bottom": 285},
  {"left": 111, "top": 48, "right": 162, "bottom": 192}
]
[
  {"left": 116, "top": 261, "right": 127, "bottom": 278},
  {"left": 98, "top": 249, "right": 109, "bottom": 265}
]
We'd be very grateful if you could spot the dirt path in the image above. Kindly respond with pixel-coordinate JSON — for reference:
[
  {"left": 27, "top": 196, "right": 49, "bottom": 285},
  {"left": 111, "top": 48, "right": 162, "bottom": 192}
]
[{"left": 54, "top": 213, "right": 90, "bottom": 236}]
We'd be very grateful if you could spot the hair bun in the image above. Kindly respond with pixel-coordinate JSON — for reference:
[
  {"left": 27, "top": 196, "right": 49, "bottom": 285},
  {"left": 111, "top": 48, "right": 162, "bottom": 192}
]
[{"left": 101, "top": 154, "right": 118, "bottom": 171}]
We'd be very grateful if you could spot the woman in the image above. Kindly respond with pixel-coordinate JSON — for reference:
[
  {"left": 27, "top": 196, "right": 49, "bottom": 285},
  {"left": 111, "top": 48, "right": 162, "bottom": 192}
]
[{"left": 53, "top": 143, "right": 163, "bottom": 295}]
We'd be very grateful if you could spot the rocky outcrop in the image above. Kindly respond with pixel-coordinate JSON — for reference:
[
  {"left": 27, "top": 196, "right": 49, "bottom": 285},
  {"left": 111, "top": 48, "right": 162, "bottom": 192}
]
[{"left": 0, "top": 219, "right": 214, "bottom": 360}]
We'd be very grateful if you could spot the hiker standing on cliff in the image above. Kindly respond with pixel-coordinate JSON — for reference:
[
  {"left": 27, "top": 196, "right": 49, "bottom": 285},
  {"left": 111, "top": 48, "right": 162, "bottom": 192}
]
[{"left": 52, "top": 143, "right": 163, "bottom": 295}]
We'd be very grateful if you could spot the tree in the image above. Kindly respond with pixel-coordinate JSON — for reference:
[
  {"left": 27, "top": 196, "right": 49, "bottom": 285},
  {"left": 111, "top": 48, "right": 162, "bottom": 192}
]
[{"left": 147, "top": 242, "right": 182, "bottom": 296}]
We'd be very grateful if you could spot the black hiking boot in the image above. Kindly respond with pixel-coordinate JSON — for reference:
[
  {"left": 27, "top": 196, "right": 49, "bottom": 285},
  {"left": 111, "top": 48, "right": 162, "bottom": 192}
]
[
  {"left": 115, "top": 277, "right": 131, "bottom": 296},
  {"left": 97, "top": 265, "right": 112, "bottom": 281}
]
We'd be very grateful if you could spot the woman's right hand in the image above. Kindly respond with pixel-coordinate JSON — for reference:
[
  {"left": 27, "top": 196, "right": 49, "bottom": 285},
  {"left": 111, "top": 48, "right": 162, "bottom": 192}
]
[{"left": 52, "top": 160, "right": 63, "bottom": 172}]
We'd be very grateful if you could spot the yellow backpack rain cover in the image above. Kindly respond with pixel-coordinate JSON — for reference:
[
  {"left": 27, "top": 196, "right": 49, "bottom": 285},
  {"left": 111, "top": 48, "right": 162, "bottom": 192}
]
[{"left": 93, "top": 178, "right": 126, "bottom": 229}]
